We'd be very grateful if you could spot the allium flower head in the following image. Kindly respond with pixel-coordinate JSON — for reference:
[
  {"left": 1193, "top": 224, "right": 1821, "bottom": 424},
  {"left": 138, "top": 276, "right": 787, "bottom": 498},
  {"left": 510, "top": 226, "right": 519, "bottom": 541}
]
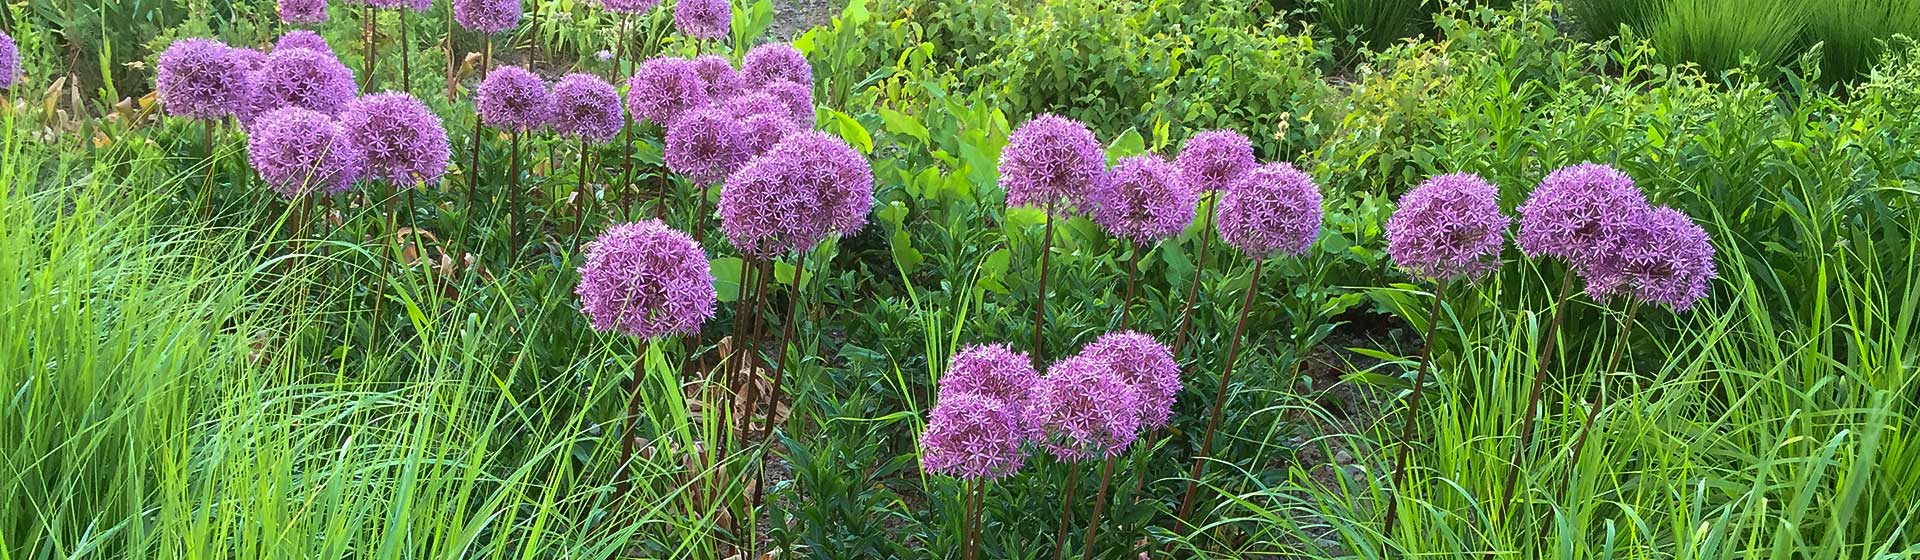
[
  {"left": 737, "top": 113, "right": 794, "bottom": 158},
  {"left": 664, "top": 106, "right": 745, "bottom": 185},
  {"left": 247, "top": 106, "right": 362, "bottom": 197},
  {"left": 1081, "top": 331, "right": 1180, "bottom": 430},
  {"left": 1386, "top": 172, "right": 1510, "bottom": 282},
  {"left": 920, "top": 393, "right": 1027, "bottom": 481},
  {"left": 277, "top": 0, "right": 329, "bottom": 25},
  {"left": 575, "top": 219, "right": 718, "bottom": 339},
  {"left": 673, "top": 0, "right": 731, "bottom": 40},
  {"left": 758, "top": 79, "right": 814, "bottom": 128},
  {"left": 1090, "top": 155, "right": 1196, "bottom": 244},
  {"left": 627, "top": 57, "right": 709, "bottom": 126},
  {"left": 693, "top": 55, "right": 744, "bottom": 99},
  {"left": 999, "top": 114, "right": 1106, "bottom": 212},
  {"left": 476, "top": 65, "right": 550, "bottom": 131},
  {"left": 1026, "top": 353, "right": 1142, "bottom": 461},
  {"left": 1581, "top": 206, "right": 1716, "bottom": 312},
  {"left": 548, "top": 73, "right": 623, "bottom": 143},
  {"left": 249, "top": 47, "right": 357, "bottom": 118},
  {"left": 1516, "top": 162, "right": 1650, "bottom": 269},
  {"left": 273, "top": 30, "right": 334, "bottom": 56},
  {"left": 1175, "top": 129, "right": 1256, "bottom": 192},
  {"left": 741, "top": 42, "right": 811, "bottom": 88},
  {"left": 233, "top": 47, "right": 267, "bottom": 72},
  {"left": 936, "top": 343, "right": 1040, "bottom": 421},
  {"left": 454, "top": 0, "right": 523, "bottom": 33},
  {"left": 1216, "top": 162, "right": 1323, "bottom": 259},
  {"left": 717, "top": 130, "right": 872, "bottom": 255},
  {"left": 340, "top": 92, "right": 451, "bottom": 185},
  {"left": 721, "top": 91, "right": 786, "bottom": 120},
  {"left": 157, "top": 38, "right": 254, "bottom": 120},
  {"left": 599, "top": 0, "right": 660, "bottom": 14},
  {"left": 0, "top": 31, "right": 20, "bottom": 91}
]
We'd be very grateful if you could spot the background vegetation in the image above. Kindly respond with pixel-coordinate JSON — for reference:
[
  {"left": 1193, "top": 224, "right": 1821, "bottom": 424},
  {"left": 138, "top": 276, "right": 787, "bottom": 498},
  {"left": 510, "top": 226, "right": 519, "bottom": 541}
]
[{"left": 3, "top": 0, "right": 1917, "bottom": 558}]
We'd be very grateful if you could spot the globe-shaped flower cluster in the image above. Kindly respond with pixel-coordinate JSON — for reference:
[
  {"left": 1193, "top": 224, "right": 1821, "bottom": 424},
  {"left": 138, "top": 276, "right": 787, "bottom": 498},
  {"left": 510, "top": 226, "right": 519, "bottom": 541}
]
[
  {"left": 664, "top": 106, "right": 745, "bottom": 185},
  {"left": 277, "top": 0, "right": 329, "bottom": 25},
  {"left": 1175, "top": 129, "right": 1256, "bottom": 192},
  {"left": 575, "top": 220, "right": 718, "bottom": 339},
  {"left": 1090, "top": 155, "right": 1196, "bottom": 245},
  {"left": 1386, "top": 172, "right": 1511, "bottom": 282},
  {"left": 627, "top": 57, "right": 710, "bottom": 126},
  {"left": 741, "top": 43, "right": 813, "bottom": 89},
  {"left": 598, "top": 0, "right": 660, "bottom": 15},
  {"left": 247, "top": 106, "right": 363, "bottom": 197},
  {"left": 549, "top": 73, "right": 624, "bottom": 143},
  {"left": 340, "top": 92, "right": 451, "bottom": 186},
  {"left": 0, "top": 30, "right": 19, "bottom": 91},
  {"left": 1516, "top": 162, "right": 1649, "bottom": 271},
  {"left": 1081, "top": 331, "right": 1181, "bottom": 430},
  {"left": 158, "top": 38, "right": 254, "bottom": 120},
  {"left": 693, "top": 55, "right": 745, "bottom": 99},
  {"left": 454, "top": 0, "right": 523, "bottom": 33},
  {"left": 673, "top": 0, "right": 731, "bottom": 40},
  {"left": 1026, "top": 353, "right": 1143, "bottom": 461},
  {"left": 921, "top": 393, "right": 1029, "bottom": 481},
  {"left": 249, "top": 46, "right": 357, "bottom": 119},
  {"left": 717, "top": 131, "right": 872, "bottom": 256},
  {"left": 477, "top": 65, "right": 551, "bottom": 132},
  {"left": 999, "top": 114, "right": 1107, "bottom": 212},
  {"left": 1582, "top": 206, "right": 1717, "bottom": 312},
  {"left": 273, "top": 30, "right": 334, "bottom": 56},
  {"left": 1215, "top": 162, "right": 1323, "bottom": 259}
]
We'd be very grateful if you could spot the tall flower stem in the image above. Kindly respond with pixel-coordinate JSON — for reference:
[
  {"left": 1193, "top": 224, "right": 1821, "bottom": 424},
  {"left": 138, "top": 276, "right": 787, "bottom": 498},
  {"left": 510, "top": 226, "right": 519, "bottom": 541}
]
[
  {"left": 714, "top": 259, "right": 763, "bottom": 479},
  {"left": 1050, "top": 462, "right": 1080, "bottom": 560},
  {"left": 1031, "top": 200, "right": 1058, "bottom": 365},
  {"left": 524, "top": 0, "right": 540, "bottom": 70},
  {"left": 1176, "top": 258, "right": 1266, "bottom": 526},
  {"left": 618, "top": 343, "right": 649, "bottom": 497},
  {"left": 1170, "top": 196, "right": 1216, "bottom": 360},
  {"left": 505, "top": 131, "right": 523, "bottom": 266},
  {"left": 652, "top": 167, "right": 669, "bottom": 220},
  {"left": 1539, "top": 301, "right": 1639, "bottom": 541},
  {"left": 1121, "top": 243, "right": 1141, "bottom": 330},
  {"left": 444, "top": 13, "right": 456, "bottom": 99},
  {"left": 1497, "top": 272, "right": 1577, "bottom": 520},
  {"left": 750, "top": 248, "right": 811, "bottom": 506},
  {"left": 964, "top": 480, "right": 985, "bottom": 560},
  {"left": 569, "top": 138, "right": 592, "bottom": 252},
  {"left": 405, "top": 185, "right": 430, "bottom": 300},
  {"left": 399, "top": 9, "right": 410, "bottom": 91},
  {"left": 1080, "top": 456, "right": 1119, "bottom": 560},
  {"left": 691, "top": 184, "right": 710, "bottom": 242},
  {"left": 369, "top": 183, "right": 397, "bottom": 355},
  {"left": 614, "top": 16, "right": 635, "bottom": 218},
  {"left": 731, "top": 259, "right": 774, "bottom": 438},
  {"left": 200, "top": 120, "right": 216, "bottom": 219},
  {"left": 1382, "top": 286, "right": 1448, "bottom": 535},
  {"left": 462, "top": 40, "right": 492, "bottom": 271},
  {"left": 362, "top": 5, "right": 376, "bottom": 93}
]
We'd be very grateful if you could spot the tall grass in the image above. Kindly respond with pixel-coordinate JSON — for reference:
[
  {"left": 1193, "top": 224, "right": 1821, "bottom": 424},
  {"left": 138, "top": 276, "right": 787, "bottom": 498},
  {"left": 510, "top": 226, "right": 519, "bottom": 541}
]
[{"left": 1648, "top": 0, "right": 1807, "bottom": 77}]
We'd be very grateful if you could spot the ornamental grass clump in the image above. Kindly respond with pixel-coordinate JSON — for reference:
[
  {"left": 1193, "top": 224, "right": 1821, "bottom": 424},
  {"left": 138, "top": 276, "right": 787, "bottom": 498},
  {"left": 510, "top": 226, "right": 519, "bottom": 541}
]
[
  {"left": 1176, "top": 161, "right": 1322, "bottom": 525},
  {"left": 247, "top": 106, "right": 363, "bottom": 198},
  {"left": 576, "top": 219, "right": 717, "bottom": 494},
  {"left": 1168, "top": 129, "right": 1256, "bottom": 359},
  {"left": 1000, "top": 114, "right": 1107, "bottom": 365},
  {"left": 1499, "top": 162, "right": 1648, "bottom": 518},
  {"left": 1379, "top": 171, "right": 1510, "bottom": 535}
]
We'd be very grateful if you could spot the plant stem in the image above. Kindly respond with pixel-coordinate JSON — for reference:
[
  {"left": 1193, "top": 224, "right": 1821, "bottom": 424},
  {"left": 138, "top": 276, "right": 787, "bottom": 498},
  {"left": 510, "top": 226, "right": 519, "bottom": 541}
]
[
  {"left": 1170, "top": 195, "right": 1216, "bottom": 360},
  {"left": 619, "top": 348, "right": 646, "bottom": 497},
  {"left": 363, "top": 5, "right": 376, "bottom": 93},
  {"left": 964, "top": 480, "right": 986, "bottom": 560},
  {"left": 1497, "top": 272, "right": 1578, "bottom": 520},
  {"left": 1080, "top": 456, "right": 1119, "bottom": 560},
  {"left": 733, "top": 259, "right": 774, "bottom": 440},
  {"left": 1382, "top": 286, "right": 1448, "bottom": 536},
  {"left": 524, "top": 0, "right": 539, "bottom": 70},
  {"left": 399, "top": 9, "right": 410, "bottom": 92},
  {"left": 506, "top": 131, "right": 522, "bottom": 266},
  {"left": 1051, "top": 461, "right": 1080, "bottom": 560},
  {"left": 1540, "top": 301, "right": 1639, "bottom": 541},
  {"left": 1032, "top": 200, "right": 1058, "bottom": 365},
  {"left": 750, "top": 249, "right": 811, "bottom": 507},
  {"left": 369, "top": 183, "right": 395, "bottom": 355},
  {"left": 444, "top": 12, "right": 455, "bottom": 99},
  {"left": 462, "top": 40, "right": 490, "bottom": 272},
  {"left": 1121, "top": 243, "right": 1141, "bottom": 330},
  {"left": 569, "top": 138, "right": 591, "bottom": 252},
  {"left": 201, "top": 120, "right": 215, "bottom": 219},
  {"left": 1176, "top": 258, "right": 1265, "bottom": 527},
  {"left": 691, "top": 184, "right": 709, "bottom": 242}
]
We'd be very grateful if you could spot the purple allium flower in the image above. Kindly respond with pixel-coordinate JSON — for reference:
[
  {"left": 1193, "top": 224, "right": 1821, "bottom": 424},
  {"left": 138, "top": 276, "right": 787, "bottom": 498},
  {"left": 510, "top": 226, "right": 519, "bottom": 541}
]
[
  {"left": 453, "top": 0, "right": 522, "bottom": 33},
  {"left": 626, "top": 57, "right": 709, "bottom": 126},
  {"left": 717, "top": 130, "right": 871, "bottom": 255},
  {"left": 758, "top": 79, "right": 814, "bottom": 128},
  {"left": 366, "top": 0, "right": 431, "bottom": 10},
  {"left": 665, "top": 106, "right": 744, "bottom": 185},
  {"left": 1216, "top": 162, "right": 1323, "bottom": 259},
  {"left": 157, "top": 38, "right": 254, "bottom": 120},
  {"left": 720, "top": 91, "right": 787, "bottom": 121},
  {"left": 273, "top": 30, "right": 334, "bottom": 56},
  {"left": 340, "top": 92, "right": 451, "bottom": 185},
  {"left": 247, "top": 106, "right": 362, "bottom": 197},
  {"left": 1175, "top": 129, "right": 1256, "bottom": 192},
  {"left": 673, "top": 0, "right": 731, "bottom": 40},
  {"left": 476, "top": 64, "right": 550, "bottom": 131},
  {"left": 249, "top": 47, "right": 357, "bottom": 118},
  {"left": 737, "top": 113, "right": 794, "bottom": 158},
  {"left": 999, "top": 114, "right": 1106, "bottom": 213},
  {"left": 1386, "top": 172, "right": 1511, "bottom": 282},
  {"left": 278, "top": 0, "right": 329, "bottom": 25},
  {"left": 0, "top": 31, "right": 22, "bottom": 91},
  {"left": 575, "top": 219, "right": 718, "bottom": 339},
  {"left": 1026, "top": 353, "right": 1142, "bottom": 461},
  {"left": 1582, "top": 206, "right": 1716, "bottom": 312},
  {"left": 936, "top": 343, "right": 1041, "bottom": 421},
  {"left": 693, "top": 55, "right": 744, "bottom": 99},
  {"left": 233, "top": 47, "right": 267, "bottom": 72},
  {"left": 920, "top": 393, "right": 1028, "bottom": 481},
  {"left": 740, "top": 42, "right": 811, "bottom": 88},
  {"left": 1516, "top": 162, "right": 1650, "bottom": 270},
  {"left": 1081, "top": 331, "right": 1180, "bottom": 430},
  {"left": 548, "top": 73, "right": 623, "bottom": 143},
  {"left": 1090, "top": 155, "right": 1196, "bottom": 245},
  {"left": 599, "top": 0, "right": 660, "bottom": 14}
]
